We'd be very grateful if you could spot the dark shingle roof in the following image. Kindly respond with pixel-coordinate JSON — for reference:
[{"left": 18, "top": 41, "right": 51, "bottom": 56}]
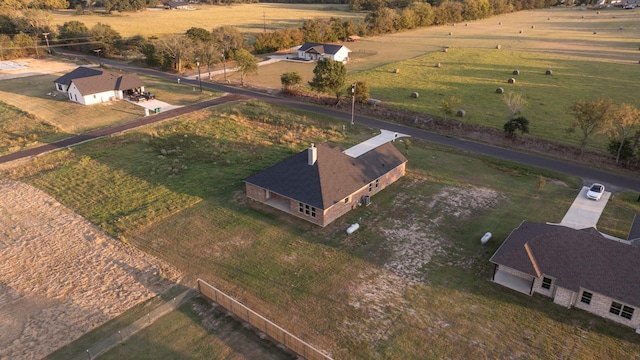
[
  {"left": 54, "top": 67, "right": 103, "bottom": 86},
  {"left": 54, "top": 67, "right": 144, "bottom": 96},
  {"left": 298, "top": 42, "right": 349, "bottom": 56},
  {"left": 490, "top": 221, "right": 640, "bottom": 307},
  {"left": 244, "top": 142, "right": 407, "bottom": 210}
]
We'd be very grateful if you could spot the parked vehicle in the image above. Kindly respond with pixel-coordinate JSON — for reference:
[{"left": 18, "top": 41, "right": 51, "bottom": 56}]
[{"left": 586, "top": 183, "right": 605, "bottom": 200}]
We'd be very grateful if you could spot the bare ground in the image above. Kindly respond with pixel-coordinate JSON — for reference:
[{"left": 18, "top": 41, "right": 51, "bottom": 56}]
[{"left": 0, "top": 180, "right": 182, "bottom": 360}]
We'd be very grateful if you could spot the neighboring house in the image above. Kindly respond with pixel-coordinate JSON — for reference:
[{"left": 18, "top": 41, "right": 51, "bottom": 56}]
[
  {"left": 164, "top": 1, "right": 189, "bottom": 9},
  {"left": 297, "top": 42, "right": 352, "bottom": 63},
  {"left": 490, "top": 221, "right": 640, "bottom": 331},
  {"left": 54, "top": 67, "right": 145, "bottom": 106},
  {"left": 244, "top": 142, "right": 407, "bottom": 227}
]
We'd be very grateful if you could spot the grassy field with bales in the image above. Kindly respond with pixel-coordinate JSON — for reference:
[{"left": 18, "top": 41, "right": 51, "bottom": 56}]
[
  {"left": 6, "top": 100, "right": 640, "bottom": 358},
  {"left": 239, "top": 8, "right": 640, "bottom": 152}
]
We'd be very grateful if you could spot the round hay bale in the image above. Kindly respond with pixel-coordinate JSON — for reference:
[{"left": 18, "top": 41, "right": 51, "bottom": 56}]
[
  {"left": 508, "top": 78, "right": 516, "bottom": 84},
  {"left": 513, "top": 69, "right": 520, "bottom": 75},
  {"left": 519, "top": 29, "right": 523, "bottom": 34},
  {"left": 496, "top": 44, "right": 502, "bottom": 49},
  {"left": 449, "top": 32, "right": 453, "bottom": 36},
  {"left": 499, "top": 22, "right": 502, "bottom": 25},
  {"left": 442, "top": 47, "right": 448, "bottom": 52},
  {"left": 456, "top": 109, "right": 466, "bottom": 117},
  {"left": 531, "top": 25, "right": 535, "bottom": 29},
  {"left": 547, "top": 17, "right": 550, "bottom": 20},
  {"left": 593, "top": 31, "right": 597, "bottom": 35},
  {"left": 435, "top": 62, "right": 442, "bottom": 68},
  {"left": 465, "top": 23, "right": 468, "bottom": 26},
  {"left": 411, "top": 92, "right": 419, "bottom": 98},
  {"left": 452, "top": 23, "right": 456, "bottom": 26},
  {"left": 545, "top": 69, "right": 553, "bottom": 75},
  {"left": 496, "top": 87, "right": 504, "bottom": 94},
  {"left": 393, "top": 68, "right": 400, "bottom": 73},
  {"left": 581, "top": 15, "right": 584, "bottom": 19},
  {"left": 368, "top": 98, "right": 381, "bottom": 106},
  {"left": 596, "top": 11, "right": 600, "bottom": 14}
]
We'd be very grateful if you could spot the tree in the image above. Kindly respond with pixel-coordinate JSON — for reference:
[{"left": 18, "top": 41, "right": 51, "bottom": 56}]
[
  {"left": 0, "top": 34, "right": 12, "bottom": 60},
  {"left": 211, "top": 26, "right": 245, "bottom": 57},
  {"left": 232, "top": 48, "right": 258, "bottom": 86},
  {"left": 58, "top": 20, "right": 90, "bottom": 52},
  {"left": 354, "top": 80, "right": 369, "bottom": 103},
  {"left": 281, "top": 71, "right": 302, "bottom": 94},
  {"left": 157, "top": 34, "right": 193, "bottom": 73},
  {"left": 606, "top": 103, "right": 640, "bottom": 163},
  {"left": 607, "top": 139, "right": 634, "bottom": 163},
  {"left": 308, "top": 58, "right": 346, "bottom": 100},
  {"left": 103, "top": 0, "right": 145, "bottom": 13},
  {"left": 366, "top": 6, "right": 399, "bottom": 34},
  {"left": 90, "top": 23, "right": 122, "bottom": 56},
  {"left": 504, "top": 116, "right": 530, "bottom": 138},
  {"left": 503, "top": 91, "right": 527, "bottom": 120},
  {"left": 186, "top": 27, "right": 213, "bottom": 43},
  {"left": 441, "top": 95, "right": 460, "bottom": 120},
  {"left": 568, "top": 98, "right": 614, "bottom": 156}
]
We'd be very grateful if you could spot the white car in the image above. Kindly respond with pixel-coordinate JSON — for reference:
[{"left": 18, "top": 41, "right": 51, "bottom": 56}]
[{"left": 586, "top": 183, "right": 605, "bottom": 200}]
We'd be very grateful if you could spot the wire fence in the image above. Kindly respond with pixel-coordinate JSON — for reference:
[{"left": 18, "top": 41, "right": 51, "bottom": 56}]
[
  {"left": 197, "top": 278, "right": 333, "bottom": 360},
  {"left": 70, "top": 289, "right": 197, "bottom": 360}
]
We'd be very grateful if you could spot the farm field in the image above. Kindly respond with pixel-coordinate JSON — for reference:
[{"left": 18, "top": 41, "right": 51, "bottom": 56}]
[
  {"left": 5, "top": 101, "right": 640, "bottom": 358},
  {"left": 242, "top": 8, "right": 640, "bottom": 151},
  {"left": 50, "top": 4, "right": 363, "bottom": 39}
]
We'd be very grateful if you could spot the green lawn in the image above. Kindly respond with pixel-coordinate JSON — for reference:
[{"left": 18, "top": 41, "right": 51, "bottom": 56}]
[
  {"left": 0, "top": 100, "right": 67, "bottom": 155},
  {"left": 9, "top": 101, "right": 639, "bottom": 359}
]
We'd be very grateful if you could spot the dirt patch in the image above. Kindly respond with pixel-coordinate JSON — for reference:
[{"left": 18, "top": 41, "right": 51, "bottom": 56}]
[
  {"left": 0, "top": 57, "right": 87, "bottom": 81},
  {"left": 0, "top": 180, "right": 182, "bottom": 360}
]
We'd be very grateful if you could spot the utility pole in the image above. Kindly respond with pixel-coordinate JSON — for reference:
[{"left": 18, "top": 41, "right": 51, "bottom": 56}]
[
  {"left": 93, "top": 49, "right": 102, "bottom": 66},
  {"left": 351, "top": 83, "right": 356, "bottom": 127},
  {"left": 221, "top": 53, "right": 227, "bottom": 83},
  {"left": 196, "top": 59, "right": 202, "bottom": 92},
  {"left": 42, "top": 32, "right": 51, "bottom": 54}
]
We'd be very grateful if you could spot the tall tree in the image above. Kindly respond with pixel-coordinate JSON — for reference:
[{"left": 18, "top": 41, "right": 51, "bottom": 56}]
[
  {"left": 568, "top": 98, "right": 614, "bottom": 156},
  {"left": 606, "top": 103, "right": 640, "bottom": 164},
  {"left": 90, "top": 22, "right": 122, "bottom": 56},
  {"left": 211, "top": 25, "right": 245, "bottom": 57},
  {"left": 0, "top": 34, "right": 13, "bottom": 60},
  {"left": 157, "top": 34, "right": 193, "bottom": 73},
  {"left": 503, "top": 92, "right": 527, "bottom": 120},
  {"left": 58, "top": 20, "right": 90, "bottom": 52},
  {"left": 308, "top": 58, "right": 346, "bottom": 100},
  {"left": 231, "top": 48, "right": 258, "bottom": 86},
  {"left": 281, "top": 71, "right": 302, "bottom": 94}
]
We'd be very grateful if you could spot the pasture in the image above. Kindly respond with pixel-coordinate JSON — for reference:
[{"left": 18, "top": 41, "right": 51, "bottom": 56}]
[
  {"left": 50, "top": 4, "right": 362, "bottom": 38},
  {"left": 6, "top": 101, "right": 640, "bottom": 358},
  {"left": 243, "top": 8, "right": 640, "bottom": 151}
]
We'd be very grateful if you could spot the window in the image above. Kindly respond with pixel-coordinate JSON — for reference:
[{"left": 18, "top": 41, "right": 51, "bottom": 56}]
[
  {"left": 580, "top": 291, "right": 592, "bottom": 305},
  {"left": 368, "top": 183, "right": 372, "bottom": 192},
  {"left": 57, "top": 84, "right": 62, "bottom": 90},
  {"left": 541, "top": 277, "right": 552, "bottom": 290},
  {"left": 621, "top": 306, "right": 634, "bottom": 320},
  {"left": 610, "top": 302, "right": 622, "bottom": 316},
  {"left": 299, "top": 203, "right": 316, "bottom": 218},
  {"left": 298, "top": 202, "right": 304, "bottom": 213},
  {"left": 344, "top": 197, "right": 350, "bottom": 204},
  {"left": 375, "top": 179, "right": 379, "bottom": 188}
]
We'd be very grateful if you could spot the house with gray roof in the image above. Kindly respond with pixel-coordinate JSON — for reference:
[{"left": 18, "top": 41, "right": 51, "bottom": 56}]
[
  {"left": 244, "top": 141, "right": 407, "bottom": 227},
  {"left": 297, "top": 42, "right": 352, "bottom": 63},
  {"left": 54, "top": 67, "right": 144, "bottom": 106},
  {"left": 490, "top": 221, "right": 640, "bottom": 331}
]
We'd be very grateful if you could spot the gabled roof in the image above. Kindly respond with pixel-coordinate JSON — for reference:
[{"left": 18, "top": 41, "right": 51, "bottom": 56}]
[
  {"left": 244, "top": 142, "right": 406, "bottom": 210},
  {"left": 490, "top": 221, "right": 640, "bottom": 307},
  {"left": 54, "top": 67, "right": 103, "bottom": 86},
  {"left": 164, "top": 1, "right": 188, "bottom": 7},
  {"left": 54, "top": 67, "right": 144, "bottom": 96},
  {"left": 298, "top": 42, "right": 350, "bottom": 56}
]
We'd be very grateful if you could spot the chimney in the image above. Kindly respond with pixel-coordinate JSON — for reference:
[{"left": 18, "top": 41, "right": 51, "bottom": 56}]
[{"left": 308, "top": 143, "right": 317, "bottom": 165}]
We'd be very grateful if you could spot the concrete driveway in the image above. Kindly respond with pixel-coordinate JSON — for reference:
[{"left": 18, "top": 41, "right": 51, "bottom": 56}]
[
  {"left": 559, "top": 186, "right": 611, "bottom": 229},
  {"left": 127, "top": 99, "right": 182, "bottom": 112}
]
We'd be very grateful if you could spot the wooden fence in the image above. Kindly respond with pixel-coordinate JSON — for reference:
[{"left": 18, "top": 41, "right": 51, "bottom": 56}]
[{"left": 197, "top": 279, "right": 332, "bottom": 360}]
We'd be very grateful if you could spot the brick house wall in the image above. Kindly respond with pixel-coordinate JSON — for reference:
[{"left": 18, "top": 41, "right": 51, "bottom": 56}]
[
  {"left": 532, "top": 275, "right": 555, "bottom": 298},
  {"left": 574, "top": 289, "right": 640, "bottom": 329}
]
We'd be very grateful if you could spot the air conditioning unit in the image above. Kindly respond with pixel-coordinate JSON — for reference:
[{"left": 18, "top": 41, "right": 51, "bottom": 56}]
[{"left": 362, "top": 195, "right": 371, "bottom": 206}]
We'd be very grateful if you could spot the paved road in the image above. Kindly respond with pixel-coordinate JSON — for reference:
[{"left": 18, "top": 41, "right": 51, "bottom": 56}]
[{"left": 10, "top": 52, "right": 640, "bottom": 192}]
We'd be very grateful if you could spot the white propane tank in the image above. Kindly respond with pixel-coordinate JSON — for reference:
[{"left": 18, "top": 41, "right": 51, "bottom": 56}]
[
  {"left": 481, "top": 232, "right": 492, "bottom": 245},
  {"left": 346, "top": 223, "right": 360, "bottom": 235}
]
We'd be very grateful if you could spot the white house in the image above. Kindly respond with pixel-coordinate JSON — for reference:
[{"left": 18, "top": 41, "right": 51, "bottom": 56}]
[
  {"left": 296, "top": 42, "right": 352, "bottom": 63},
  {"left": 54, "top": 67, "right": 145, "bottom": 106}
]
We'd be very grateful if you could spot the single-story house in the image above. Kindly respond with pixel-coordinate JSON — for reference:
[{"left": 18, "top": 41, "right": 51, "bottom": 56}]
[
  {"left": 164, "top": 1, "right": 189, "bottom": 9},
  {"left": 54, "top": 67, "right": 144, "bottom": 106},
  {"left": 244, "top": 141, "right": 407, "bottom": 227},
  {"left": 297, "top": 42, "right": 352, "bottom": 63},
  {"left": 490, "top": 220, "right": 640, "bottom": 331}
]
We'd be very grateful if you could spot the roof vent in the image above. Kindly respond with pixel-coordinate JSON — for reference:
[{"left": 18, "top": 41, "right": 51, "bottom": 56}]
[{"left": 308, "top": 143, "right": 317, "bottom": 165}]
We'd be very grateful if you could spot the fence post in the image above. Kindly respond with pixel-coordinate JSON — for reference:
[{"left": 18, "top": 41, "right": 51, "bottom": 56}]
[{"left": 86, "top": 349, "right": 91, "bottom": 360}]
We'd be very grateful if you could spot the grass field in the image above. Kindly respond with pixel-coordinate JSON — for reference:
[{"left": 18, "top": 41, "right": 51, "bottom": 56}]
[
  {"left": 7, "top": 101, "right": 640, "bottom": 358},
  {"left": 242, "top": 8, "right": 640, "bottom": 152},
  {"left": 50, "top": 4, "right": 363, "bottom": 39}
]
